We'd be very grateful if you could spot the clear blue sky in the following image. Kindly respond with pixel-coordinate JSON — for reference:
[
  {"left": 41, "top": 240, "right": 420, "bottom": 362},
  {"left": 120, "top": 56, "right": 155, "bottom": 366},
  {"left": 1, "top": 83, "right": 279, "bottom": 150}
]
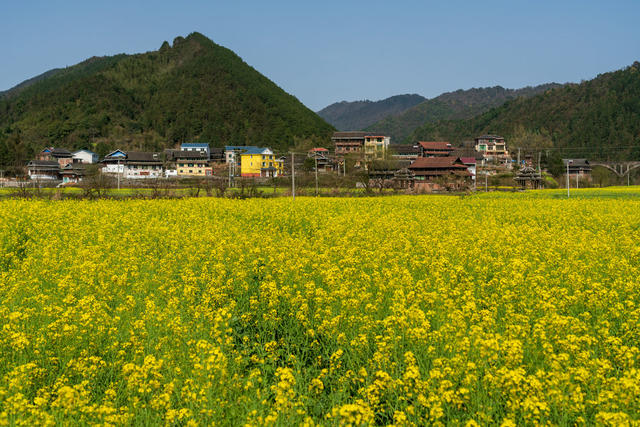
[{"left": 2, "top": 0, "right": 639, "bottom": 111}]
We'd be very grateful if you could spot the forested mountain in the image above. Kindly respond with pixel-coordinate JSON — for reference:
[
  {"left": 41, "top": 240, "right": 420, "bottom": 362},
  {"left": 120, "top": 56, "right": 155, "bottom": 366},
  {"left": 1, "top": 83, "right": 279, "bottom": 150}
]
[
  {"left": 317, "top": 94, "right": 426, "bottom": 131},
  {"left": 0, "top": 32, "right": 334, "bottom": 167},
  {"left": 409, "top": 62, "right": 640, "bottom": 160},
  {"left": 0, "top": 68, "right": 64, "bottom": 99},
  {"left": 366, "top": 84, "right": 562, "bottom": 142}
]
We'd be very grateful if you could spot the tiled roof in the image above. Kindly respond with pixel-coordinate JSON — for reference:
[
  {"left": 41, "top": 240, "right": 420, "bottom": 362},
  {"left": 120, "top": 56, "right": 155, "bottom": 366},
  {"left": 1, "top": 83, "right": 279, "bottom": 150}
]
[
  {"left": 476, "top": 135, "right": 504, "bottom": 140},
  {"left": 408, "top": 156, "right": 467, "bottom": 169},
  {"left": 28, "top": 160, "right": 60, "bottom": 168},
  {"left": 225, "top": 145, "right": 260, "bottom": 151},
  {"left": 563, "top": 159, "right": 590, "bottom": 167},
  {"left": 240, "top": 147, "right": 271, "bottom": 155},
  {"left": 392, "top": 145, "right": 420, "bottom": 155},
  {"left": 174, "top": 150, "right": 208, "bottom": 160},
  {"left": 332, "top": 131, "right": 369, "bottom": 139},
  {"left": 181, "top": 142, "right": 210, "bottom": 148},
  {"left": 460, "top": 157, "right": 476, "bottom": 165},
  {"left": 126, "top": 152, "right": 162, "bottom": 162},
  {"left": 418, "top": 141, "right": 452, "bottom": 150}
]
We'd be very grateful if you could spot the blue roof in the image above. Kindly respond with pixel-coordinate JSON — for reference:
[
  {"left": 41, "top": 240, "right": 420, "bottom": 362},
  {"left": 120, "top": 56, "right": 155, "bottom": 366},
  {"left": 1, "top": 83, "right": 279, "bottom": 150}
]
[
  {"left": 225, "top": 145, "right": 260, "bottom": 151},
  {"left": 181, "top": 142, "right": 210, "bottom": 148},
  {"left": 241, "top": 147, "right": 272, "bottom": 155},
  {"left": 106, "top": 149, "right": 126, "bottom": 158}
]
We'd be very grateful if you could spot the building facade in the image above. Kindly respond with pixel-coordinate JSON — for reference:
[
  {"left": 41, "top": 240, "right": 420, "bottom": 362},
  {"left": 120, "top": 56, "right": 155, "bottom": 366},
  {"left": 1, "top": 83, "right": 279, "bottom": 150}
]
[
  {"left": 475, "top": 135, "right": 509, "bottom": 161},
  {"left": 37, "top": 147, "right": 74, "bottom": 168},
  {"left": 240, "top": 147, "right": 283, "bottom": 177},
  {"left": 181, "top": 142, "right": 210, "bottom": 158},
  {"left": 332, "top": 131, "right": 367, "bottom": 155},
  {"left": 418, "top": 142, "right": 454, "bottom": 157},
  {"left": 408, "top": 157, "right": 472, "bottom": 181},
  {"left": 72, "top": 150, "right": 99, "bottom": 164},
  {"left": 27, "top": 160, "right": 60, "bottom": 180},
  {"left": 391, "top": 144, "right": 420, "bottom": 161},
  {"left": 175, "top": 151, "right": 212, "bottom": 176},
  {"left": 225, "top": 146, "right": 260, "bottom": 176},
  {"left": 102, "top": 150, "right": 163, "bottom": 179},
  {"left": 364, "top": 135, "right": 390, "bottom": 160}
]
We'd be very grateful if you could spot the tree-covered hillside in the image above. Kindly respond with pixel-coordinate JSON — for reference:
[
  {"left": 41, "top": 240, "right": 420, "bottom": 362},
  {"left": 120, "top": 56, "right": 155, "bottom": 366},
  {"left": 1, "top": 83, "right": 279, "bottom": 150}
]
[
  {"left": 409, "top": 62, "right": 640, "bottom": 160},
  {"left": 317, "top": 94, "right": 426, "bottom": 131},
  {"left": 367, "top": 84, "right": 562, "bottom": 143},
  {"left": 0, "top": 32, "right": 334, "bottom": 167}
]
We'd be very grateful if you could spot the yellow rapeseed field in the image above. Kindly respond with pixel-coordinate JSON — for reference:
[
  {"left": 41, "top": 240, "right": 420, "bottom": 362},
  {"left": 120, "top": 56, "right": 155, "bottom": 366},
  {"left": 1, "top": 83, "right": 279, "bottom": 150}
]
[{"left": 1, "top": 189, "right": 640, "bottom": 425}]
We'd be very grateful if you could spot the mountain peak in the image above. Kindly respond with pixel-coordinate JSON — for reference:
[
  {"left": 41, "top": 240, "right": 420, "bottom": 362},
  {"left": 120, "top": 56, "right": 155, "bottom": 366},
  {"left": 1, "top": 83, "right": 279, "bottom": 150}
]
[{"left": 0, "top": 33, "right": 333, "bottom": 166}]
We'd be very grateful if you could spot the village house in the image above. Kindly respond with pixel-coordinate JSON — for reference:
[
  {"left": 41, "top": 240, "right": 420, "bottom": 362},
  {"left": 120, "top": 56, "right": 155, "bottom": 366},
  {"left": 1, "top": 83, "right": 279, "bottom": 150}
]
[
  {"left": 37, "top": 147, "right": 74, "bottom": 168},
  {"left": 175, "top": 150, "right": 212, "bottom": 176},
  {"left": 225, "top": 146, "right": 260, "bottom": 176},
  {"left": 240, "top": 147, "right": 283, "bottom": 177},
  {"left": 181, "top": 142, "right": 210, "bottom": 158},
  {"left": 72, "top": 149, "right": 99, "bottom": 164},
  {"left": 390, "top": 144, "right": 420, "bottom": 162},
  {"left": 418, "top": 141, "right": 454, "bottom": 157},
  {"left": 210, "top": 147, "right": 225, "bottom": 163},
  {"left": 26, "top": 160, "right": 61, "bottom": 180},
  {"left": 61, "top": 163, "right": 85, "bottom": 184},
  {"left": 563, "top": 159, "right": 592, "bottom": 180},
  {"left": 332, "top": 131, "right": 367, "bottom": 155},
  {"left": 308, "top": 148, "right": 336, "bottom": 172},
  {"left": 102, "top": 150, "right": 163, "bottom": 179},
  {"left": 408, "top": 156, "right": 472, "bottom": 189},
  {"left": 364, "top": 135, "right": 390, "bottom": 160},
  {"left": 475, "top": 135, "right": 509, "bottom": 161},
  {"left": 459, "top": 157, "right": 477, "bottom": 182}
]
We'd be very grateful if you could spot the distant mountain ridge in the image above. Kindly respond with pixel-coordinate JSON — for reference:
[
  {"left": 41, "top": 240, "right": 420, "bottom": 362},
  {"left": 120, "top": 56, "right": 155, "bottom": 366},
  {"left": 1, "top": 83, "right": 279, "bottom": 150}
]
[
  {"left": 0, "top": 69, "right": 65, "bottom": 99},
  {"left": 409, "top": 62, "right": 640, "bottom": 160},
  {"left": 366, "top": 84, "right": 563, "bottom": 143},
  {"left": 317, "top": 94, "right": 426, "bottom": 131},
  {"left": 0, "top": 32, "right": 334, "bottom": 167}
]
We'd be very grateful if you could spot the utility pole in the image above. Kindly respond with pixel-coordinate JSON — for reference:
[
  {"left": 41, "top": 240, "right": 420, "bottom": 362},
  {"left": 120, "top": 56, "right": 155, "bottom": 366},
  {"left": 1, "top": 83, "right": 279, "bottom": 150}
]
[
  {"left": 314, "top": 155, "right": 319, "bottom": 197},
  {"left": 117, "top": 159, "right": 121, "bottom": 190},
  {"left": 291, "top": 152, "right": 295, "bottom": 200},
  {"left": 517, "top": 148, "right": 521, "bottom": 167},
  {"left": 566, "top": 159, "right": 571, "bottom": 198}
]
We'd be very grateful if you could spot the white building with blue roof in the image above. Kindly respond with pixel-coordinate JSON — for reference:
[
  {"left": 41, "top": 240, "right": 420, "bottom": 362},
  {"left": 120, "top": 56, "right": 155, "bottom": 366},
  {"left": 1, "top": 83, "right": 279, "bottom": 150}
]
[{"left": 181, "top": 142, "right": 210, "bottom": 158}]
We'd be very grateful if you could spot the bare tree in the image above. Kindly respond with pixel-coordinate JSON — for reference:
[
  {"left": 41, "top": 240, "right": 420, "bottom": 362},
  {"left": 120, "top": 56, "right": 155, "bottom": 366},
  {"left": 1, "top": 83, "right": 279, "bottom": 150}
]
[{"left": 80, "top": 164, "right": 113, "bottom": 199}]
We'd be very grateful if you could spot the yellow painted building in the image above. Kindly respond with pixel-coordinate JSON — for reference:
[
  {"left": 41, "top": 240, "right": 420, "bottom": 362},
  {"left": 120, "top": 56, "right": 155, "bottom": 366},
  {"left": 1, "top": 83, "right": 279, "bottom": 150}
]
[
  {"left": 176, "top": 152, "right": 213, "bottom": 176},
  {"left": 240, "top": 147, "right": 283, "bottom": 177}
]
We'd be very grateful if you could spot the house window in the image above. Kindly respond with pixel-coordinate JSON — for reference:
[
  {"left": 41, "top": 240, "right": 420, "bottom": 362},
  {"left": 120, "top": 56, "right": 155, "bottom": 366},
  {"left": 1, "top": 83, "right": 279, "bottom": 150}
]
[
  {"left": 189, "top": 170, "right": 193, "bottom": 173},
  {"left": 262, "top": 162, "right": 266, "bottom": 167},
  {"left": 188, "top": 163, "right": 194, "bottom": 167}
]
